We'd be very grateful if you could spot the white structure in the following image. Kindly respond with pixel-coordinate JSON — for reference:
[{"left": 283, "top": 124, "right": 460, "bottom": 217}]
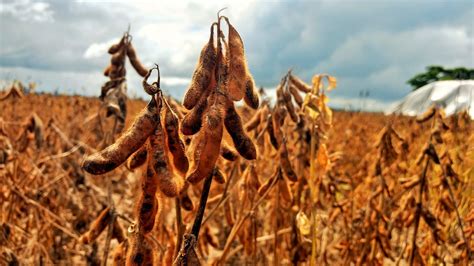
[{"left": 387, "top": 80, "right": 474, "bottom": 119}]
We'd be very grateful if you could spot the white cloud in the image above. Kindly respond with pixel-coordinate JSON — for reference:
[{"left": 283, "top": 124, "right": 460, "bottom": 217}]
[
  {"left": 136, "top": 22, "right": 208, "bottom": 72},
  {"left": 83, "top": 39, "right": 120, "bottom": 59},
  {"left": 0, "top": 0, "right": 54, "bottom": 22},
  {"left": 161, "top": 77, "right": 190, "bottom": 87}
]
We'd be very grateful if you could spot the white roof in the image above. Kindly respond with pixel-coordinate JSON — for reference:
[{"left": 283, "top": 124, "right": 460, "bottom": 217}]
[{"left": 386, "top": 80, "right": 474, "bottom": 119}]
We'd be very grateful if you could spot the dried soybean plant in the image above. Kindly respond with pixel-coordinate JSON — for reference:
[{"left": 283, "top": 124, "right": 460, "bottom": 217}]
[
  {"left": 287, "top": 73, "right": 337, "bottom": 265},
  {"left": 82, "top": 65, "right": 185, "bottom": 265},
  {"left": 15, "top": 113, "right": 45, "bottom": 153},
  {"left": 175, "top": 13, "right": 260, "bottom": 265},
  {"left": 234, "top": 71, "right": 337, "bottom": 264},
  {"left": 77, "top": 11, "right": 260, "bottom": 264},
  {"left": 0, "top": 81, "right": 26, "bottom": 121},
  {"left": 329, "top": 108, "right": 473, "bottom": 265},
  {"left": 346, "top": 124, "right": 405, "bottom": 265},
  {"left": 211, "top": 70, "right": 337, "bottom": 264},
  {"left": 404, "top": 108, "right": 472, "bottom": 264},
  {"left": 0, "top": 81, "right": 25, "bottom": 101},
  {"left": 99, "top": 27, "right": 149, "bottom": 140}
]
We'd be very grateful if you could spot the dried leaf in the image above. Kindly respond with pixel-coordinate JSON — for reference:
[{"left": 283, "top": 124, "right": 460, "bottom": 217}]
[{"left": 296, "top": 211, "right": 311, "bottom": 236}]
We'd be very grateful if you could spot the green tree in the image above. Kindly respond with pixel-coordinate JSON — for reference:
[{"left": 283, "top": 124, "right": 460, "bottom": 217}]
[{"left": 407, "top": 65, "right": 474, "bottom": 90}]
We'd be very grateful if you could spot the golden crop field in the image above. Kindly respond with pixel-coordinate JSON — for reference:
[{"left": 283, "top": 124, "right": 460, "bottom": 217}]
[{"left": 1, "top": 14, "right": 473, "bottom": 266}]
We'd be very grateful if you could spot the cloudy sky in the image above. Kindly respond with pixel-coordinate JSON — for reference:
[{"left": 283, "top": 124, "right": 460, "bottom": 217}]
[{"left": 1, "top": 0, "right": 473, "bottom": 111}]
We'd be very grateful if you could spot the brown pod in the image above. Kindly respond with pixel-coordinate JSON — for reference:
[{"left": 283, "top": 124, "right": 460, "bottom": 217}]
[
  {"left": 126, "top": 145, "right": 147, "bottom": 170},
  {"left": 163, "top": 101, "right": 189, "bottom": 176},
  {"left": 244, "top": 108, "right": 263, "bottom": 131},
  {"left": 276, "top": 83, "right": 286, "bottom": 105},
  {"left": 149, "top": 120, "right": 187, "bottom": 198},
  {"left": 136, "top": 164, "right": 160, "bottom": 233},
  {"left": 289, "top": 74, "right": 311, "bottom": 93},
  {"left": 202, "top": 225, "right": 219, "bottom": 248},
  {"left": 284, "top": 97, "right": 299, "bottom": 123},
  {"left": 258, "top": 167, "right": 280, "bottom": 196},
  {"left": 226, "top": 20, "right": 248, "bottom": 101},
  {"left": 80, "top": 207, "right": 111, "bottom": 244},
  {"left": 82, "top": 99, "right": 160, "bottom": 175},
  {"left": 266, "top": 115, "right": 280, "bottom": 149},
  {"left": 162, "top": 228, "right": 176, "bottom": 265},
  {"left": 113, "top": 240, "right": 129, "bottom": 266},
  {"left": 107, "top": 65, "right": 120, "bottom": 79},
  {"left": 289, "top": 84, "right": 303, "bottom": 107},
  {"left": 224, "top": 198, "right": 235, "bottom": 226},
  {"left": 237, "top": 219, "right": 252, "bottom": 256},
  {"left": 111, "top": 49, "right": 127, "bottom": 66},
  {"left": 282, "top": 84, "right": 299, "bottom": 123},
  {"left": 280, "top": 140, "right": 298, "bottom": 182},
  {"left": 271, "top": 109, "right": 285, "bottom": 150},
  {"left": 126, "top": 42, "right": 149, "bottom": 77},
  {"left": 279, "top": 84, "right": 291, "bottom": 102},
  {"left": 243, "top": 164, "right": 260, "bottom": 203},
  {"left": 213, "top": 167, "right": 226, "bottom": 184},
  {"left": 186, "top": 104, "right": 223, "bottom": 184},
  {"left": 224, "top": 101, "right": 257, "bottom": 160},
  {"left": 182, "top": 24, "right": 217, "bottom": 110},
  {"left": 108, "top": 64, "right": 126, "bottom": 79},
  {"left": 99, "top": 81, "right": 111, "bottom": 99},
  {"left": 243, "top": 77, "right": 259, "bottom": 109},
  {"left": 112, "top": 219, "right": 126, "bottom": 243},
  {"left": 181, "top": 88, "right": 211, "bottom": 136},
  {"left": 216, "top": 34, "right": 230, "bottom": 94},
  {"left": 104, "top": 64, "right": 112, "bottom": 77},
  {"left": 279, "top": 178, "right": 293, "bottom": 203},
  {"left": 118, "top": 65, "right": 127, "bottom": 78},
  {"left": 247, "top": 163, "right": 261, "bottom": 192},
  {"left": 274, "top": 105, "right": 287, "bottom": 126},
  {"left": 15, "top": 127, "right": 30, "bottom": 152},
  {"left": 28, "top": 113, "right": 44, "bottom": 149},
  {"left": 108, "top": 36, "right": 125, "bottom": 54},
  {"left": 179, "top": 188, "right": 194, "bottom": 211},
  {"left": 220, "top": 141, "right": 239, "bottom": 161},
  {"left": 126, "top": 233, "right": 155, "bottom": 266},
  {"left": 136, "top": 192, "right": 158, "bottom": 233},
  {"left": 416, "top": 106, "right": 436, "bottom": 123}
]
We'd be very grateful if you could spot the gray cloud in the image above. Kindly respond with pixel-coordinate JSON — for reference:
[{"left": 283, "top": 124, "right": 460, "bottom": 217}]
[
  {"left": 1, "top": 0, "right": 473, "bottom": 110},
  {"left": 0, "top": 0, "right": 132, "bottom": 71}
]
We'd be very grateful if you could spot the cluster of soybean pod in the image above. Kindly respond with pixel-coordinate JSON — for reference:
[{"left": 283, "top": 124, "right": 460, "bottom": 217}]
[
  {"left": 100, "top": 29, "right": 149, "bottom": 134},
  {"left": 81, "top": 13, "right": 260, "bottom": 265}
]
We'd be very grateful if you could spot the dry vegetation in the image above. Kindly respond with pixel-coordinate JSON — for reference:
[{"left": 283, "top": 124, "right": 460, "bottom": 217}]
[{"left": 1, "top": 14, "right": 473, "bottom": 266}]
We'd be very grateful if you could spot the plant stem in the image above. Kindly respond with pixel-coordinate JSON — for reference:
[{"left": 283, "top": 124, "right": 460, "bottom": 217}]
[
  {"left": 273, "top": 179, "right": 280, "bottom": 266},
  {"left": 191, "top": 173, "right": 214, "bottom": 238},
  {"left": 442, "top": 171, "right": 472, "bottom": 259},
  {"left": 101, "top": 211, "right": 115, "bottom": 266},
  {"left": 102, "top": 183, "right": 114, "bottom": 266},
  {"left": 309, "top": 125, "right": 317, "bottom": 266},
  {"left": 409, "top": 155, "right": 430, "bottom": 266},
  {"left": 202, "top": 163, "right": 238, "bottom": 225},
  {"left": 173, "top": 173, "right": 213, "bottom": 265},
  {"left": 219, "top": 175, "right": 279, "bottom": 262},
  {"left": 174, "top": 198, "right": 185, "bottom": 260}
]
